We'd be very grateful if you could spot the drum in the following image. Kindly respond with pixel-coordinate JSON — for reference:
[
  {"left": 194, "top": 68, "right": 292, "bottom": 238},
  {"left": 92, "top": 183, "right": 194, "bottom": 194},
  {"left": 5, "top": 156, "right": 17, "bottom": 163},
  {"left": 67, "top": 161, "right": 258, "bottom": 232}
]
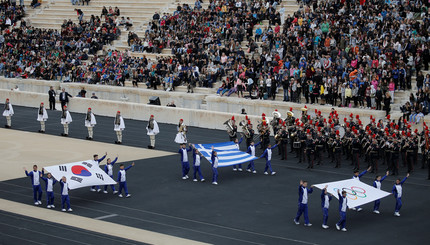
[{"left": 293, "top": 141, "right": 302, "bottom": 149}]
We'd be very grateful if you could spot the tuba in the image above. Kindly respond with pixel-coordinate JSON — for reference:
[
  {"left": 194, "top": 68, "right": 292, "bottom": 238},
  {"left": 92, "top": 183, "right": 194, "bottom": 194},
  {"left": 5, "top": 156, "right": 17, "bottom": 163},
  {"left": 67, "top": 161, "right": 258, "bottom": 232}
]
[
  {"left": 239, "top": 120, "right": 251, "bottom": 138},
  {"left": 224, "top": 119, "right": 235, "bottom": 137},
  {"left": 272, "top": 110, "right": 282, "bottom": 119}
]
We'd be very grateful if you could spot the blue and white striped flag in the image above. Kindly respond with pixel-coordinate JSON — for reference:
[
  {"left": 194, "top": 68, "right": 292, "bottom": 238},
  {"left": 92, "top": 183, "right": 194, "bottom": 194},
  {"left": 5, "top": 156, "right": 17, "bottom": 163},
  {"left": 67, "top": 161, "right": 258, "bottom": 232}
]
[{"left": 194, "top": 141, "right": 258, "bottom": 167}]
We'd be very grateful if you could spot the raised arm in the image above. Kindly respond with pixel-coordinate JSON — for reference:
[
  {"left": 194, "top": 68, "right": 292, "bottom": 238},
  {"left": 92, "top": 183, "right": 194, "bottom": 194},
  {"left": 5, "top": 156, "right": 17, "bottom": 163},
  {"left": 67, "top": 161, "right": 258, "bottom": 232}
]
[
  {"left": 254, "top": 141, "right": 261, "bottom": 147},
  {"left": 98, "top": 153, "right": 107, "bottom": 163},
  {"left": 111, "top": 156, "right": 118, "bottom": 165},
  {"left": 238, "top": 137, "right": 243, "bottom": 144},
  {"left": 125, "top": 162, "right": 135, "bottom": 171},
  {"left": 271, "top": 144, "right": 278, "bottom": 149},
  {"left": 400, "top": 174, "right": 409, "bottom": 185}
]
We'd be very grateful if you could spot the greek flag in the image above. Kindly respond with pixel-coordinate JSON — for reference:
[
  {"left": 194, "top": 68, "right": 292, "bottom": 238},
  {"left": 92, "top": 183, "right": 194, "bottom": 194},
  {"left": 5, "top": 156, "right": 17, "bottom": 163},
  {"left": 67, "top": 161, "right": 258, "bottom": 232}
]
[{"left": 194, "top": 142, "right": 257, "bottom": 167}]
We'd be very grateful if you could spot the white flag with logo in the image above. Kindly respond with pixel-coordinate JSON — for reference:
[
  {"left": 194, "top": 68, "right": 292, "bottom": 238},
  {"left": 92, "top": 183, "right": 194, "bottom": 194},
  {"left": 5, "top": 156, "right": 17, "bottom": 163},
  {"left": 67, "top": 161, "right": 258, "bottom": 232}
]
[
  {"left": 313, "top": 179, "right": 391, "bottom": 208},
  {"left": 44, "top": 160, "right": 116, "bottom": 190}
]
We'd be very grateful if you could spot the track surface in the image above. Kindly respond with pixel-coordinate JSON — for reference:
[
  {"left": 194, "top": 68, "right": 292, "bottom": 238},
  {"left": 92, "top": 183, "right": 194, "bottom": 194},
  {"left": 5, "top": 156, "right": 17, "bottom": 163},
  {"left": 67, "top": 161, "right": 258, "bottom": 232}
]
[{"left": 1, "top": 105, "right": 429, "bottom": 245}]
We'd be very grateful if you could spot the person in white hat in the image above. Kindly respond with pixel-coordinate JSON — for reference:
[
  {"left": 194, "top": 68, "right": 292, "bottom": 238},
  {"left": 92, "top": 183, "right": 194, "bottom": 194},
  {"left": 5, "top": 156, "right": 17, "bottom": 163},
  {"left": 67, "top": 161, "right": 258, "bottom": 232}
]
[
  {"left": 3, "top": 98, "right": 14, "bottom": 128},
  {"left": 37, "top": 102, "right": 48, "bottom": 133},
  {"left": 85, "top": 107, "right": 97, "bottom": 140}
]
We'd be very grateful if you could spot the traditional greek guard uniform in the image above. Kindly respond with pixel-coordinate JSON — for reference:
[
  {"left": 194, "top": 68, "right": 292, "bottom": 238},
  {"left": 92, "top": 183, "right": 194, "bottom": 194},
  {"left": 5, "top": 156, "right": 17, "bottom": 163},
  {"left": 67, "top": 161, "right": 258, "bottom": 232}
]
[
  {"left": 3, "top": 98, "right": 13, "bottom": 128},
  {"left": 85, "top": 108, "right": 97, "bottom": 140},
  {"left": 114, "top": 111, "right": 125, "bottom": 144},
  {"left": 60, "top": 106, "right": 72, "bottom": 136},
  {"left": 146, "top": 115, "right": 159, "bottom": 149},
  {"left": 37, "top": 102, "right": 48, "bottom": 132},
  {"left": 174, "top": 119, "right": 187, "bottom": 144}
]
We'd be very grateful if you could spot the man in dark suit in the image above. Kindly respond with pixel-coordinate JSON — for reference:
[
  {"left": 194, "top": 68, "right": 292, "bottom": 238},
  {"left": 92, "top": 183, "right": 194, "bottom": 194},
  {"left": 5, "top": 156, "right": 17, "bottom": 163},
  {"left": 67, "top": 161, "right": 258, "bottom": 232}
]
[
  {"left": 48, "top": 86, "right": 56, "bottom": 110},
  {"left": 59, "top": 88, "right": 72, "bottom": 111}
]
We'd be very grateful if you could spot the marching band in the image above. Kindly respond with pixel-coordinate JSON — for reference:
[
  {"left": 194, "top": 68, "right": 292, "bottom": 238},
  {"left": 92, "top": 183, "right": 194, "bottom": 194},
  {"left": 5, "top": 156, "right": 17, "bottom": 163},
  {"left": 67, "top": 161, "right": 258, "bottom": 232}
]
[{"left": 224, "top": 107, "right": 429, "bottom": 175}]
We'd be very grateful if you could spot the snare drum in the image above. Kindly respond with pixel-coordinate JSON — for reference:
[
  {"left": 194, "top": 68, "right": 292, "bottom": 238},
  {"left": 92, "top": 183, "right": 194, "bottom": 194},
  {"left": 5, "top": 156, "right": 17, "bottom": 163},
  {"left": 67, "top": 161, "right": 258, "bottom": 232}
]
[{"left": 293, "top": 141, "right": 301, "bottom": 149}]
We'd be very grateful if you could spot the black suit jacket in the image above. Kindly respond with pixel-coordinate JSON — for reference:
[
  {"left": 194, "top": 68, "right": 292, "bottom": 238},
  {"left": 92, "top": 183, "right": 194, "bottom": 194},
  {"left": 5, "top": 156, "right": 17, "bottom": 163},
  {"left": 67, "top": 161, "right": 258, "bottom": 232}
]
[
  {"left": 48, "top": 90, "right": 56, "bottom": 101},
  {"left": 59, "top": 92, "right": 72, "bottom": 103}
]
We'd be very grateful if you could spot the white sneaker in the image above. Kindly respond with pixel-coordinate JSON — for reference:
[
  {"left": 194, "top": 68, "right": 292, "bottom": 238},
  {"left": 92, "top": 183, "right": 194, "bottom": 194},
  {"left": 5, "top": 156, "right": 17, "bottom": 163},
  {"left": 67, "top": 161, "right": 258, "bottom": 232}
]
[
  {"left": 193, "top": 179, "right": 198, "bottom": 182},
  {"left": 51, "top": 205, "right": 55, "bottom": 208},
  {"left": 264, "top": 172, "right": 269, "bottom": 175},
  {"left": 97, "top": 189, "right": 101, "bottom": 193},
  {"left": 341, "top": 228, "right": 347, "bottom": 232},
  {"left": 118, "top": 194, "right": 123, "bottom": 198},
  {"left": 373, "top": 210, "right": 380, "bottom": 214},
  {"left": 103, "top": 191, "right": 108, "bottom": 194},
  {"left": 357, "top": 207, "right": 363, "bottom": 212},
  {"left": 271, "top": 172, "right": 276, "bottom": 175},
  {"left": 113, "top": 191, "right": 118, "bottom": 194},
  {"left": 293, "top": 219, "right": 299, "bottom": 225},
  {"left": 90, "top": 188, "right": 96, "bottom": 192},
  {"left": 247, "top": 169, "right": 251, "bottom": 172},
  {"left": 212, "top": 182, "right": 218, "bottom": 185},
  {"left": 304, "top": 223, "right": 312, "bottom": 227},
  {"left": 252, "top": 170, "right": 257, "bottom": 174},
  {"left": 67, "top": 208, "right": 73, "bottom": 212},
  {"left": 336, "top": 224, "right": 340, "bottom": 230},
  {"left": 34, "top": 202, "right": 39, "bottom": 205},
  {"left": 38, "top": 201, "right": 42, "bottom": 205},
  {"left": 322, "top": 224, "right": 329, "bottom": 229},
  {"left": 238, "top": 168, "right": 243, "bottom": 171},
  {"left": 233, "top": 168, "right": 237, "bottom": 171},
  {"left": 182, "top": 176, "right": 187, "bottom": 180},
  {"left": 61, "top": 209, "right": 66, "bottom": 212},
  {"left": 351, "top": 207, "right": 357, "bottom": 211},
  {"left": 47, "top": 205, "right": 51, "bottom": 209},
  {"left": 185, "top": 175, "right": 189, "bottom": 179},
  {"left": 126, "top": 194, "right": 131, "bottom": 198},
  {"left": 394, "top": 212, "right": 400, "bottom": 217},
  {"left": 200, "top": 179, "right": 205, "bottom": 182}
]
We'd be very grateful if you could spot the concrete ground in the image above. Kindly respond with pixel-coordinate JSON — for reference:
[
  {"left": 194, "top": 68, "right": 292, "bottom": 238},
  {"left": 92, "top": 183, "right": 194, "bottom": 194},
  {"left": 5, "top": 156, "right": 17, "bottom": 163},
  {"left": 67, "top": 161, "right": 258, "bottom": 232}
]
[{"left": 0, "top": 105, "right": 429, "bottom": 245}]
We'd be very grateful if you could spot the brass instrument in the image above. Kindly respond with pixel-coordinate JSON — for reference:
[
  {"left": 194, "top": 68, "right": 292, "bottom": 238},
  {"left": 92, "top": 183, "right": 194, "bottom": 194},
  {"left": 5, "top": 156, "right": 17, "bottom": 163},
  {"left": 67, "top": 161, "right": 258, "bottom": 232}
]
[
  {"left": 224, "top": 119, "right": 235, "bottom": 137},
  {"left": 272, "top": 110, "right": 282, "bottom": 119},
  {"left": 239, "top": 120, "right": 251, "bottom": 139},
  {"left": 274, "top": 129, "right": 282, "bottom": 141},
  {"left": 287, "top": 111, "right": 294, "bottom": 117}
]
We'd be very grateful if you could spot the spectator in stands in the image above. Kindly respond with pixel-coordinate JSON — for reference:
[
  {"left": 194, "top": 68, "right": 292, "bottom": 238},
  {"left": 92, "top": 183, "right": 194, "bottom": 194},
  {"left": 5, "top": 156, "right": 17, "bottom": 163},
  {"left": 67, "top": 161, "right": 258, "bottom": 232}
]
[{"left": 91, "top": 93, "right": 98, "bottom": 99}]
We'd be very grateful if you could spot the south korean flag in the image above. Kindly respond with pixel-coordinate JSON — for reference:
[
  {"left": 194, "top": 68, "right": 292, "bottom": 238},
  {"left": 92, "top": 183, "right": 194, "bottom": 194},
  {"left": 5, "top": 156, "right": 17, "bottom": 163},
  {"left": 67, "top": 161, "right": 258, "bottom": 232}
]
[{"left": 44, "top": 160, "right": 116, "bottom": 190}]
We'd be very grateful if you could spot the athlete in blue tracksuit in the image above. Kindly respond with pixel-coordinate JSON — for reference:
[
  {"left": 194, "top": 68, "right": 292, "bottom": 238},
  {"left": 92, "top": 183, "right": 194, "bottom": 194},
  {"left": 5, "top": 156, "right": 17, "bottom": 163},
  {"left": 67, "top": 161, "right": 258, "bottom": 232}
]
[
  {"left": 392, "top": 173, "right": 409, "bottom": 216},
  {"left": 211, "top": 146, "right": 219, "bottom": 185},
  {"left": 91, "top": 152, "right": 107, "bottom": 192},
  {"left": 104, "top": 156, "right": 118, "bottom": 193},
  {"left": 336, "top": 190, "right": 348, "bottom": 231},
  {"left": 321, "top": 185, "right": 332, "bottom": 229},
  {"left": 294, "top": 180, "right": 314, "bottom": 226},
  {"left": 41, "top": 173, "right": 57, "bottom": 209},
  {"left": 232, "top": 137, "right": 243, "bottom": 171},
  {"left": 59, "top": 176, "right": 72, "bottom": 212},
  {"left": 191, "top": 145, "right": 205, "bottom": 182},
  {"left": 178, "top": 144, "right": 192, "bottom": 179},
  {"left": 351, "top": 166, "right": 371, "bottom": 211},
  {"left": 24, "top": 165, "right": 44, "bottom": 205},
  {"left": 373, "top": 171, "right": 389, "bottom": 214},
  {"left": 259, "top": 144, "right": 278, "bottom": 175},
  {"left": 246, "top": 141, "right": 261, "bottom": 173},
  {"left": 117, "top": 162, "right": 134, "bottom": 198}
]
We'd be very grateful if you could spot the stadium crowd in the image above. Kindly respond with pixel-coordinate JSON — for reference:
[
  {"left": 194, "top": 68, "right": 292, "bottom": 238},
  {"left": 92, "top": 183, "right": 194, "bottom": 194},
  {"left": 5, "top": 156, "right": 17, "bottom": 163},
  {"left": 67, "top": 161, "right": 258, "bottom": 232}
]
[{"left": 0, "top": 0, "right": 429, "bottom": 114}]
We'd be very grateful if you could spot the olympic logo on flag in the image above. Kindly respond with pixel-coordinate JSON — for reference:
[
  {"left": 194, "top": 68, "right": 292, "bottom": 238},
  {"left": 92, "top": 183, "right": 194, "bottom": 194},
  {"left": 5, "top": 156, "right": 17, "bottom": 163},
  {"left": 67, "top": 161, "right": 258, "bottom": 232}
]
[
  {"left": 333, "top": 187, "right": 367, "bottom": 200},
  {"left": 71, "top": 165, "right": 92, "bottom": 177}
]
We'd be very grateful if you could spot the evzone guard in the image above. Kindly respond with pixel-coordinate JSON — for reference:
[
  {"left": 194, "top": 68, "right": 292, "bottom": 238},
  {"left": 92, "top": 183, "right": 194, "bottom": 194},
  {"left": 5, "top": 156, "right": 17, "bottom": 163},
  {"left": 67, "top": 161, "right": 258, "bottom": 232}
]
[{"left": 37, "top": 102, "right": 48, "bottom": 133}]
